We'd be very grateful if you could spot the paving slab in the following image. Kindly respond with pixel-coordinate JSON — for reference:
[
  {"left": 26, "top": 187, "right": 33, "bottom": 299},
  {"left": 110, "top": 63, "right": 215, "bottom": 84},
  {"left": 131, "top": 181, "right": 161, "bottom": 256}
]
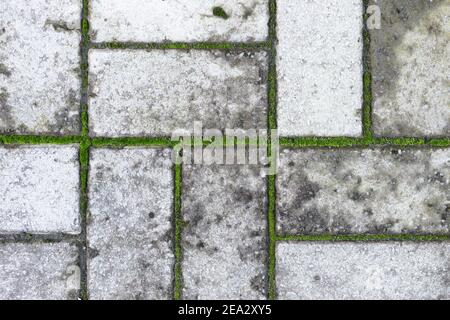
[
  {"left": 371, "top": 0, "right": 450, "bottom": 137},
  {"left": 90, "top": 0, "right": 268, "bottom": 42},
  {"left": 182, "top": 165, "right": 267, "bottom": 299},
  {"left": 277, "top": 148, "right": 450, "bottom": 235},
  {"left": 277, "top": 0, "right": 363, "bottom": 137},
  {"left": 277, "top": 242, "right": 450, "bottom": 300},
  {"left": 88, "top": 148, "right": 174, "bottom": 300},
  {"left": 0, "top": 0, "right": 81, "bottom": 134},
  {"left": 89, "top": 50, "right": 267, "bottom": 137},
  {"left": 0, "top": 146, "right": 80, "bottom": 234},
  {"left": 0, "top": 243, "right": 79, "bottom": 300}
]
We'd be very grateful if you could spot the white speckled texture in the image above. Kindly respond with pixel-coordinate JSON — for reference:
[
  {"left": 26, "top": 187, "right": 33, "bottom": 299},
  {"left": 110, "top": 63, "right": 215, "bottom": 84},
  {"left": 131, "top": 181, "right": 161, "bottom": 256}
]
[
  {"left": 0, "top": 243, "right": 79, "bottom": 300},
  {"left": 0, "top": 0, "right": 81, "bottom": 134},
  {"left": 90, "top": 0, "right": 268, "bottom": 42},
  {"left": 277, "top": 148, "right": 450, "bottom": 235},
  {"left": 89, "top": 50, "right": 267, "bottom": 137},
  {"left": 277, "top": 242, "right": 450, "bottom": 300},
  {"left": 0, "top": 146, "right": 80, "bottom": 234},
  {"left": 182, "top": 165, "right": 267, "bottom": 299},
  {"left": 277, "top": 0, "right": 363, "bottom": 137},
  {"left": 371, "top": 0, "right": 450, "bottom": 136},
  {"left": 88, "top": 148, "right": 174, "bottom": 300}
]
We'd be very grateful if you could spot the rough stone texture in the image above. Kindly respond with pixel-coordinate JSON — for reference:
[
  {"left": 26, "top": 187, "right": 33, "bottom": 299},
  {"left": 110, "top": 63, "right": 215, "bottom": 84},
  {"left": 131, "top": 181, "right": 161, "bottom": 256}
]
[
  {"left": 0, "top": 243, "right": 80, "bottom": 300},
  {"left": 277, "top": 0, "right": 363, "bottom": 137},
  {"left": 371, "top": 0, "right": 450, "bottom": 137},
  {"left": 88, "top": 148, "right": 174, "bottom": 300},
  {"left": 0, "top": 0, "right": 81, "bottom": 134},
  {"left": 90, "top": 0, "right": 268, "bottom": 42},
  {"left": 0, "top": 146, "right": 80, "bottom": 234},
  {"left": 89, "top": 50, "right": 267, "bottom": 137},
  {"left": 277, "top": 148, "right": 450, "bottom": 235},
  {"left": 277, "top": 242, "right": 450, "bottom": 300},
  {"left": 182, "top": 165, "right": 267, "bottom": 299}
]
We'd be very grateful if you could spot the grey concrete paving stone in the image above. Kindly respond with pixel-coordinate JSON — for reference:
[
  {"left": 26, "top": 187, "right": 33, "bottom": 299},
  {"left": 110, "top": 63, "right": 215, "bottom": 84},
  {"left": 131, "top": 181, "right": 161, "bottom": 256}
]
[
  {"left": 277, "top": 0, "right": 363, "bottom": 137},
  {"left": 277, "top": 148, "right": 450, "bottom": 235},
  {"left": 0, "top": 0, "right": 81, "bottom": 134},
  {"left": 89, "top": 50, "right": 267, "bottom": 137},
  {"left": 0, "top": 146, "right": 80, "bottom": 234},
  {"left": 0, "top": 243, "right": 79, "bottom": 300},
  {"left": 88, "top": 148, "right": 174, "bottom": 300},
  {"left": 277, "top": 242, "right": 450, "bottom": 300},
  {"left": 371, "top": 0, "right": 450, "bottom": 137},
  {"left": 90, "top": 0, "right": 268, "bottom": 42},
  {"left": 182, "top": 165, "right": 267, "bottom": 299}
]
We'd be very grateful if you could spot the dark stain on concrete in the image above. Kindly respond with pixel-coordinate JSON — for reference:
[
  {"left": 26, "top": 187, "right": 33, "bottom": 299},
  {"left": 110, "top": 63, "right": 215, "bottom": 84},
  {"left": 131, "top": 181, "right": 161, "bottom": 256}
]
[
  {"left": 0, "top": 63, "right": 11, "bottom": 77},
  {"left": 49, "top": 88, "right": 80, "bottom": 134},
  {"left": 44, "top": 19, "right": 77, "bottom": 32},
  {"left": 0, "top": 87, "right": 15, "bottom": 131},
  {"left": 370, "top": 0, "right": 447, "bottom": 135}
]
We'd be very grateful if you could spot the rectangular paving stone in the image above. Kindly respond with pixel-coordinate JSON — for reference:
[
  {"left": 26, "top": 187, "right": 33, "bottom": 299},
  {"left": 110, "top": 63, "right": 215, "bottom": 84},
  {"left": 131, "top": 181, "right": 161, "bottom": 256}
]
[
  {"left": 0, "top": 0, "right": 81, "bottom": 134},
  {"left": 0, "top": 146, "right": 80, "bottom": 234},
  {"left": 89, "top": 50, "right": 267, "bottom": 137},
  {"left": 182, "top": 165, "right": 267, "bottom": 299},
  {"left": 88, "top": 148, "right": 174, "bottom": 300},
  {"left": 90, "top": 0, "right": 268, "bottom": 42},
  {"left": 0, "top": 243, "right": 79, "bottom": 300},
  {"left": 277, "top": 148, "right": 449, "bottom": 235},
  {"left": 277, "top": 242, "right": 450, "bottom": 300},
  {"left": 371, "top": 0, "right": 450, "bottom": 136},
  {"left": 277, "top": 0, "right": 363, "bottom": 137}
]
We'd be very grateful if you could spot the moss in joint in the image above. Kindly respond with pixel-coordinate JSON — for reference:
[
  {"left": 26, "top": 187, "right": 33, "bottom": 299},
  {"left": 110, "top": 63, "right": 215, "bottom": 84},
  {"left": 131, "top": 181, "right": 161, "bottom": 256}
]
[{"left": 173, "top": 163, "right": 183, "bottom": 300}]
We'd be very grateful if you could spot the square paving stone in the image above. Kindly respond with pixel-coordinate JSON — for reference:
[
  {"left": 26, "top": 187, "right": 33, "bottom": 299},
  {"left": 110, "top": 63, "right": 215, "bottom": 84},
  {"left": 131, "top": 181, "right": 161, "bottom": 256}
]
[
  {"left": 277, "top": 242, "right": 450, "bottom": 300},
  {"left": 182, "top": 165, "right": 267, "bottom": 299},
  {"left": 0, "top": 0, "right": 81, "bottom": 134},
  {"left": 89, "top": 50, "right": 267, "bottom": 137},
  {"left": 88, "top": 148, "right": 174, "bottom": 300},
  {"left": 90, "top": 0, "right": 268, "bottom": 42},
  {"left": 0, "top": 243, "right": 79, "bottom": 300},
  {"left": 277, "top": 0, "right": 363, "bottom": 137},
  {"left": 371, "top": 0, "right": 450, "bottom": 137},
  {"left": 277, "top": 148, "right": 449, "bottom": 235},
  {"left": 0, "top": 146, "right": 80, "bottom": 234}
]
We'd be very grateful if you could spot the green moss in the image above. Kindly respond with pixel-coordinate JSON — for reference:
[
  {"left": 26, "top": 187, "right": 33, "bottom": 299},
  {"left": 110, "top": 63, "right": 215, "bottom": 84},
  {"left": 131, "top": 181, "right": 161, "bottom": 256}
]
[
  {"left": 267, "top": 175, "right": 277, "bottom": 300},
  {"left": 362, "top": 0, "right": 374, "bottom": 143},
  {"left": 91, "top": 42, "right": 269, "bottom": 51},
  {"left": 267, "top": 0, "right": 278, "bottom": 301},
  {"left": 280, "top": 137, "right": 365, "bottom": 148},
  {"left": 0, "top": 135, "right": 81, "bottom": 145},
  {"left": 79, "top": 0, "right": 91, "bottom": 302},
  {"left": 173, "top": 164, "right": 183, "bottom": 300},
  {"left": 279, "top": 137, "right": 434, "bottom": 148},
  {"left": 212, "top": 6, "right": 229, "bottom": 19},
  {"left": 277, "top": 234, "right": 450, "bottom": 242},
  {"left": 91, "top": 136, "right": 176, "bottom": 147},
  {"left": 429, "top": 138, "right": 450, "bottom": 147}
]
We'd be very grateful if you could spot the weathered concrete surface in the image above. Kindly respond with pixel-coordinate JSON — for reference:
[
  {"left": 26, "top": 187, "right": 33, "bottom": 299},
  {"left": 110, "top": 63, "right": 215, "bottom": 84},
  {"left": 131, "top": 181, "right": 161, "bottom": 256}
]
[
  {"left": 277, "top": 242, "right": 450, "bottom": 300},
  {"left": 182, "top": 165, "right": 267, "bottom": 299},
  {"left": 88, "top": 148, "right": 174, "bottom": 300},
  {"left": 371, "top": 0, "right": 450, "bottom": 137},
  {"left": 277, "top": 148, "right": 449, "bottom": 235},
  {"left": 0, "top": 0, "right": 81, "bottom": 134},
  {"left": 90, "top": 0, "right": 268, "bottom": 42},
  {"left": 0, "top": 146, "right": 80, "bottom": 234},
  {"left": 89, "top": 50, "right": 267, "bottom": 137},
  {"left": 277, "top": 0, "right": 363, "bottom": 137},
  {"left": 0, "top": 243, "right": 79, "bottom": 300}
]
